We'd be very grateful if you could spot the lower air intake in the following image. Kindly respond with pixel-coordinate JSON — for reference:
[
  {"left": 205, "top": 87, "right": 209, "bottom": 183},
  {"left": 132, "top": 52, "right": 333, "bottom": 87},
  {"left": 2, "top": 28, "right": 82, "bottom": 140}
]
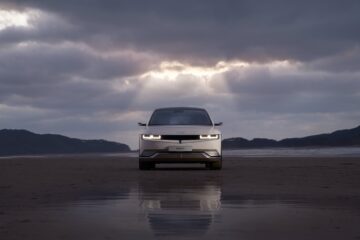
[{"left": 161, "top": 135, "right": 199, "bottom": 141}]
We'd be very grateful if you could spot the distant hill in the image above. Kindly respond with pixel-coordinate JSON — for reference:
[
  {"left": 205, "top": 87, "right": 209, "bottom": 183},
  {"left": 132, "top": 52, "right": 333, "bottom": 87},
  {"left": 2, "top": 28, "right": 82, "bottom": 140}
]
[
  {"left": 223, "top": 125, "right": 360, "bottom": 149},
  {"left": 0, "top": 129, "right": 130, "bottom": 156}
]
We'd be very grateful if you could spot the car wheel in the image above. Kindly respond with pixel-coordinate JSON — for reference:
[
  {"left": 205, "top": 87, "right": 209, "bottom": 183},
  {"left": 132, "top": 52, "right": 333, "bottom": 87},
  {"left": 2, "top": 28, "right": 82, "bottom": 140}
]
[
  {"left": 208, "top": 160, "right": 222, "bottom": 170},
  {"left": 139, "top": 161, "right": 155, "bottom": 170}
]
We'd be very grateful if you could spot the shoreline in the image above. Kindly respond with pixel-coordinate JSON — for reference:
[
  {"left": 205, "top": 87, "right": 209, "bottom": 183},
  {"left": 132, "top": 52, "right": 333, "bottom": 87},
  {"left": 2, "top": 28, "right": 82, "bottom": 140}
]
[{"left": 2, "top": 146, "right": 360, "bottom": 159}]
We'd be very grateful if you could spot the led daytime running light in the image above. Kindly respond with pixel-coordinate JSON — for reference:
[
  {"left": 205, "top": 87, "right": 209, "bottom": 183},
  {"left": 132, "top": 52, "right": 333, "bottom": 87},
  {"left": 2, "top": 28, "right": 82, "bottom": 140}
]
[
  {"left": 142, "top": 134, "right": 161, "bottom": 140},
  {"left": 200, "top": 134, "right": 219, "bottom": 140}
]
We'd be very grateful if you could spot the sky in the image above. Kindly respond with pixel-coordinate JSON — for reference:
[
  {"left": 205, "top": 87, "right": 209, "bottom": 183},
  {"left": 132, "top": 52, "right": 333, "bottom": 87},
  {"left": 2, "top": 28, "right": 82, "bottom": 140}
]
[{"left": 0, "top": 0, "right": 360, "bottom": 149}]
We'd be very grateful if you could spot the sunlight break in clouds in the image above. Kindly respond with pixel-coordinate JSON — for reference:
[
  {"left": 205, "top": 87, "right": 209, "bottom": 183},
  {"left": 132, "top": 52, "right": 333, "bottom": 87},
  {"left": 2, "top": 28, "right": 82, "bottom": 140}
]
[
  {"left": 129, "top": 60, "right": 298, "bottom": 108},
  {"left": 0, "top": 8, "right": 38, "bottom": 30},
  {"left": 134, "top": 59, "right": 298, "bottom": 96},
  {"left": 140, "top": 60, "right": 250, "bottom": 81},
  {"left": 130, "top": 60, "right": 248, "bottom": 107},
  {"left": 132, "top": 60, "right": 251, "bottom": 101}
]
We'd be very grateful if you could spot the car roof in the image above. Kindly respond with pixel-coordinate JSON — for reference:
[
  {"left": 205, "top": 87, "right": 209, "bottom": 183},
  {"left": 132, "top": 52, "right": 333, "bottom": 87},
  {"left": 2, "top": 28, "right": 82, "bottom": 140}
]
[{"left": 154, "top": 107, "right": 207, "bottom": 111}]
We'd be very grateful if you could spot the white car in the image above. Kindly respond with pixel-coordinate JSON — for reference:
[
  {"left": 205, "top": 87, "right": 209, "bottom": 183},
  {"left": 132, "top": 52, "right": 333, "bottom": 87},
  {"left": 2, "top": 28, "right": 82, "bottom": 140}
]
[{"left": 138, "top": 107, "right": 222, "bottom": 170}]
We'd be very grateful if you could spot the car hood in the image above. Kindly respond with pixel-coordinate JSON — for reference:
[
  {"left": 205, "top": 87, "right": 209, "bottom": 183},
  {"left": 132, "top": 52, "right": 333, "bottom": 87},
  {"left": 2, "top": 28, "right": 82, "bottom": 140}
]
[{"left": 143, "top": 125, "right": 221, "bottom": 135}]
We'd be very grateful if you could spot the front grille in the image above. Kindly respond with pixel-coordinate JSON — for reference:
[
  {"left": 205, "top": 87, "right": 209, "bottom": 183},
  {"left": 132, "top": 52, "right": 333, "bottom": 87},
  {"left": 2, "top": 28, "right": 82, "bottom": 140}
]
[{"left": 161, "top": 135, "right": 199, "bottom": 141}]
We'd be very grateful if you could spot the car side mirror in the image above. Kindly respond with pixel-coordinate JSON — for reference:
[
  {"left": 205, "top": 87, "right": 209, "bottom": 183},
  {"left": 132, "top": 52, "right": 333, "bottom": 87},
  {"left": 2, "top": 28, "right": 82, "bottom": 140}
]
[
  {"left": 214, "top": 122, "right": 223, "bottom": 126},
  {"left": 138, "top": 122, "right": 146, "bottom": 126}
]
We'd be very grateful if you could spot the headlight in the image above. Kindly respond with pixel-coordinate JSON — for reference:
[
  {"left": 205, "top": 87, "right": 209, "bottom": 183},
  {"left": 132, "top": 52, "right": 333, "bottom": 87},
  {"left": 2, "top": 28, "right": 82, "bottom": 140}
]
[
  {"left": 199, "top": 134, "right": 219, "bottom": 140},
  {"left": 142, "top": 134, "right": 161, "bottom": 140}
]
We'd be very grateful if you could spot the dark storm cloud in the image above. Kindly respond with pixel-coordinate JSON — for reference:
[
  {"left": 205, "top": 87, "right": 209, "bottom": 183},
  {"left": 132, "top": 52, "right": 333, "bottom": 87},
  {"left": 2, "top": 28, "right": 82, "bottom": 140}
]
[
  {"left": 0, "top": 43, "right": 150, "bottom": 84},
  {"left": 2, "top": 0, "right": 360, "bottom": 62},
  {"left": 305, "top": 47, "right": 360, "bottom": 72},
  {"left": 221, "top": 65, "right": 360, "bottom": 113},
  {"left": 0, "top": 42, "right": 153, "bottom": 115}
]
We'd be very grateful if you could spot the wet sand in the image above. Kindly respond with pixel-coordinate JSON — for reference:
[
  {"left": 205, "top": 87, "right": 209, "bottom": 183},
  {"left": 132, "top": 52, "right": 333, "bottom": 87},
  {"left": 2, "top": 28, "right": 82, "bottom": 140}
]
[{"left": 1, "top": 155, "right": 360, "bottom": 239}]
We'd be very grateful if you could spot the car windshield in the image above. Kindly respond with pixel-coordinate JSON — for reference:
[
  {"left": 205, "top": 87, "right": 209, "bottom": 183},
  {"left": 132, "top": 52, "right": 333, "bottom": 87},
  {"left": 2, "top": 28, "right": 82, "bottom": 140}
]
[{"left": 149, "top": 108, "right": 213, "bottom": 126}]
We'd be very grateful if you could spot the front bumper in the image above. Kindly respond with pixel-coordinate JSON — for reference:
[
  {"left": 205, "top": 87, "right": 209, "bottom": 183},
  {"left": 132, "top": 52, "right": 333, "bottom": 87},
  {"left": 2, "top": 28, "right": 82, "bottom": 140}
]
[
  {"left": 139, "top": 138, "right": 222, "bottom": 163},
  {"left": 139, "top": 151, "right": 221, "bottom": 163}
]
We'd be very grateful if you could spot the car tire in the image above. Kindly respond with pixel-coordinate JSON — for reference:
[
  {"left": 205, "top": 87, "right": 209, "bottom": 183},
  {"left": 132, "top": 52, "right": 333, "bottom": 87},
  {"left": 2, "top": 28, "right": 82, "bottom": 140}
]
[
  {"left": 139, "top": 161, "right": 155, "bottom": 170},
  {"left": 208, "top": 159, "right": 222, "bottom": 170}
]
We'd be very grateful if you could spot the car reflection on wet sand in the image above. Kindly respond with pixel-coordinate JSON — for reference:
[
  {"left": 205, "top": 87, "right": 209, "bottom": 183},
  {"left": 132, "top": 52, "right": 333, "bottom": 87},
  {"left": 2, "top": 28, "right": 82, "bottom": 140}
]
[{"left": 138, "top": 178, "right": 221, "bottom": 237}]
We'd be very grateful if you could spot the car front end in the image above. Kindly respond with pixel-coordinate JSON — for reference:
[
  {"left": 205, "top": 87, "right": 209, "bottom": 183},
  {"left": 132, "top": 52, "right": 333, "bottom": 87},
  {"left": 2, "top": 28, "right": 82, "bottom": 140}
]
[{"left": 138, "top": 108, "right": 222, "bottom": 170}]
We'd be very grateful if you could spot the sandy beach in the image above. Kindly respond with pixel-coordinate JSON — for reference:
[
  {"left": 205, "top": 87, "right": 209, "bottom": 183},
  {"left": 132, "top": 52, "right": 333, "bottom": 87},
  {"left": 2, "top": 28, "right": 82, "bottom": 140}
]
[{"left": 1, "top": 155, "right": 360, "bottom": 239}]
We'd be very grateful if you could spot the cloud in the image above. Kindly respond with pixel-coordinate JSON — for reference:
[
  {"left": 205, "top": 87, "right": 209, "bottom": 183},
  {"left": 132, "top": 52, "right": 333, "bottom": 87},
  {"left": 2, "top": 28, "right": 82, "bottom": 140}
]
[
  {"left": 219, "top": 62, "right": 360, "bottom": 113},
  {"left": 306, "top": 46, "right": 360, "bottom": 72},
  {"left": 0, "top": 1, "right": 359, "bottom": 148},
  {"left": 0, "top": 41, "right": 156, "bottom": 112},
  {"left": 2, "top": 1, "right": 360, "bottom": 62}
]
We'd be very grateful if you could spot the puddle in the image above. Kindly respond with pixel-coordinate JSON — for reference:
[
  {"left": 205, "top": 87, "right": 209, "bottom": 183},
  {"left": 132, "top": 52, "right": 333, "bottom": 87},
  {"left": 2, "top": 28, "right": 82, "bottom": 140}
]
[{"left": 2, "top": 183, "right": 360, "bottom": 240}]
